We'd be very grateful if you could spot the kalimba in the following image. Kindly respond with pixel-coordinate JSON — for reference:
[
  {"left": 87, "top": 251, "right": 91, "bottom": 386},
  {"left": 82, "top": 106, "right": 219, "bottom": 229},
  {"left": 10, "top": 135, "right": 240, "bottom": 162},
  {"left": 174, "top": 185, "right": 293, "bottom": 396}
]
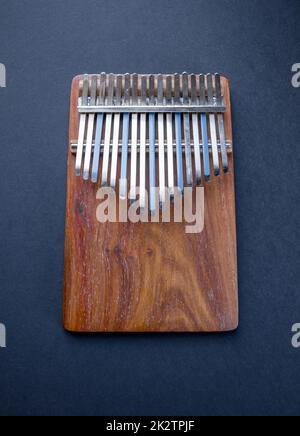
[{"left": 63, "top": 73, "right": 238, "bottom": 332}]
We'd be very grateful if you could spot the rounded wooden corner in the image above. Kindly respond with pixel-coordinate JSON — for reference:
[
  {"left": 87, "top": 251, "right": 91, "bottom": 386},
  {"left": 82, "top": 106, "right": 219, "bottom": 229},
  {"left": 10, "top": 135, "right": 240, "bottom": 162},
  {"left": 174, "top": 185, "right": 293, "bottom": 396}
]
[
  {"left": 224, "top": 316, "right": 239, "bottom": 332},
  {"left": 220, "top": 73, "right": 230, "bottom": 83},
  {"left": 70, "top": 75, "right": 82, "bottom": 95},
  {"left": 71, "top": 74, "right": 82, "bottom": 84},
  {"left": 63, "top": 321, "right": 78, "bottom": 333}
]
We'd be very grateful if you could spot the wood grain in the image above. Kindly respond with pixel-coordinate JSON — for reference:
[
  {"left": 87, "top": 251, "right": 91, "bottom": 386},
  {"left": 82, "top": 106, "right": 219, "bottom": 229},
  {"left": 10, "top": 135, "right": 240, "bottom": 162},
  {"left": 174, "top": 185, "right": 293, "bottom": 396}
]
[{"left": 63, "top": 75, "right": 238, "bottom": 332}]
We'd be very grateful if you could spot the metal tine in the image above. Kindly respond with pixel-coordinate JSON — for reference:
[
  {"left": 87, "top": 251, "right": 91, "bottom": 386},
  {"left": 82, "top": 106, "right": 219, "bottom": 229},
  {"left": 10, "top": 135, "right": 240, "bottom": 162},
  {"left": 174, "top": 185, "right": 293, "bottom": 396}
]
[
  {"left": 83, "top": 75, "right": 97, "bottom": 180},
  {"left": 139, "top": 75, "right": 147, "bottom": 210},
  {"left": 101, "top": 74, "right": 114, "bottom": 186},
  {"left": 149, "top": 75, "right": 156, "bottom": 214},
  {"left": 119, "top": 73, "right": 131, "bottom": 199},
  {"left": 215, "top": 73, "right": 229, "bottom": 173},
  {"left": 200, "top": 74, "right": 210, "bottom": 181},
  {"left": 130, "top": 74, "right": 138, "bottom": 203},
  {"left": 207, "top": 73, "right": 220, "bottom": 176},
  {"left": 166, "top": 75, "right": 175, "bottom": 198},
  {"left": 75, "top": 74, "right": 89, "bottom": 176},
  {"left": 182, "top": 73, "right": 193, "bottom": 186},
  {"left": 174, "top": 73, "right": 184, "bottom": 193},
  {"left": 191, "top": 74, "right": 202, "bottom": 185},
  {"left": 91, "top": 73, "right": 106, "bottom": 183},
  {"left": 157, "top": 74, "right": 166, "bottom": 206},
  {"left": 110, "top": 74, "right": 122, "bottom": 188}
]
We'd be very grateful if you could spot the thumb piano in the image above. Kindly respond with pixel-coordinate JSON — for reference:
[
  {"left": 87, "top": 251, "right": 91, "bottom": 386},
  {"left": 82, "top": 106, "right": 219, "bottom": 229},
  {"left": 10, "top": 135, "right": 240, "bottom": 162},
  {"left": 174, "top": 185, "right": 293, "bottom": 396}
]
[{"left": 63, "top": 73, "right": 238, "bottom": 332}]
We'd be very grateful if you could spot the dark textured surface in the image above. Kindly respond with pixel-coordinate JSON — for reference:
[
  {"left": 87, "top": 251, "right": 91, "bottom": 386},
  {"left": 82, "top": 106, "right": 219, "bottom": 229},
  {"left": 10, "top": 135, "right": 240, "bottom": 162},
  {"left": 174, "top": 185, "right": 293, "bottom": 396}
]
[{"left": 0, "top": 0, "right": 299, "bottom": 416}]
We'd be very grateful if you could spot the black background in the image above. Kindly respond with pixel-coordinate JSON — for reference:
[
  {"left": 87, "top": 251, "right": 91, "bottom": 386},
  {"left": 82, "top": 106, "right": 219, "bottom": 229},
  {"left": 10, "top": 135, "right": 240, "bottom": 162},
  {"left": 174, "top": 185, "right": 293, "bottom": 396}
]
[{"left": 0, "top": 0, "right": 300, "bottom": 416}]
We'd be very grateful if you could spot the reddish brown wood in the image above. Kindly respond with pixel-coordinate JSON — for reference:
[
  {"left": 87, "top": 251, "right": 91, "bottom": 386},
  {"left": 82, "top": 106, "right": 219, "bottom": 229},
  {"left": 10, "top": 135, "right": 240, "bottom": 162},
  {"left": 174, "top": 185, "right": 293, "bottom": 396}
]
[{"left": 63, "top": 76, "right": 238, "bottom": 332}]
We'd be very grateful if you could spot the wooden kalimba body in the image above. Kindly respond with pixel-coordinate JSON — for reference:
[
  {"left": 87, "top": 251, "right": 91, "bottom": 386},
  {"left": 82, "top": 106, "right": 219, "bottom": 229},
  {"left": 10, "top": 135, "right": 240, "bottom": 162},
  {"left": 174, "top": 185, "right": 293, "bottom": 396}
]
[{"left": 63, "top": 73, "right": 238, "bottom": 332}]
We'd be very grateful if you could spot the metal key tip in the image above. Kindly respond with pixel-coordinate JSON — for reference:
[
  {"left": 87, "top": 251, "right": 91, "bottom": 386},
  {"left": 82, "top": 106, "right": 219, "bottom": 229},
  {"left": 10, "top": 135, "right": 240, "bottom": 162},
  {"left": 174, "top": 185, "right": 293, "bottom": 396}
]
[
  {"left": 119, "top": 179, "right": 127, "bottom": 200},
  {"left": 83, "top": 171, "right": 89, "bottom": 181},
  {"left": 91, "top": 169, "right": 98, "bottom": 183}
]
